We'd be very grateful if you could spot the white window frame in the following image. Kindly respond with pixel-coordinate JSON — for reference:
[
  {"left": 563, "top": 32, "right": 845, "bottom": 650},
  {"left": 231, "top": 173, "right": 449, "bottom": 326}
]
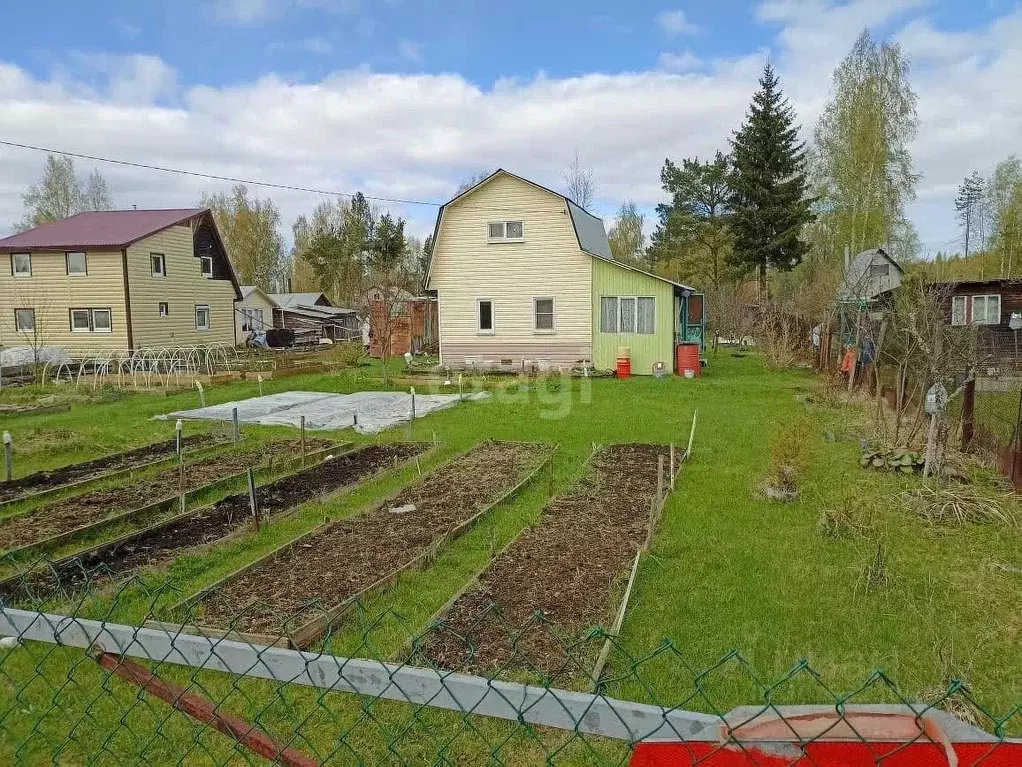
[
  {"left": 66, "top": 251, "right": 88, "bottom": 276},
  {"left": 200, "top": 256, "right": 213, "bottom": 277},
  {"left": 159, "top": 302, "right": 169, "bottom": 318},
  {"left": 487, "top": 220, "right": 525, "bottom": 243},
  {"left": 600, "top": 296, "right": 619, "bottom": 334},
  {"left": 91, "top": 309, "right": 112, "bottom": 333},
  {"left": 971, "top": 294, "right": 1001, "bottom": 325},
  {"left": 477, "top": 298, "right": 494, "bottom": 335},
  {"left": 151, "top": 253, "right": 166, "bottom": 277},
  {"left": 195, "top": 304, "right": 211, "bottom": 331},
  {"left": 533, "top": 297, "right": 556, "bottom": 333},
  {"left": 636, "top": 296, "right": 656, "bottom": 335},
  {"left": 11, "top": 253, "right": 31, "bottom": 278},
  {"left": 70, "top": 309, "right": 92, "bottom": 333},
  {"left": 600, "top": 295, "right": 656, "bottom": 335},
  {"left": 951, "top": 295, "right": 967, "bottom": 326},
  {"left": 619, "top": 297, "right": 637, "bottom": 334},
  {"left": 14, "top": 308, "right": 35, "bottom": 332}
]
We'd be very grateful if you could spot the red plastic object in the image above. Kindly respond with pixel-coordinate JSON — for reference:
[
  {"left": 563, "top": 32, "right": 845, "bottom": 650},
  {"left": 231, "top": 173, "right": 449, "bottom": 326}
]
[
  {"left": 676, "top": 343, "right": 700, "bottom": 377},
  {"left": 631, "top": 741, "right": 1022, "bottom": 766},
  {"left": 617, "top": 358, "right": 632, "bottom": 378}
]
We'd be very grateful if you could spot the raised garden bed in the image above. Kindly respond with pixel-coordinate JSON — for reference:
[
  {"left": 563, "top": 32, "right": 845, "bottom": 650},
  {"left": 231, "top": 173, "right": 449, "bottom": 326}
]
[
  {"left": 0, "top": 437, "right": 339, "bottom": 558},
  {"left": 0, "top": 443, "right": 428, "bottom": 604},
  {"left": 413, "top": 443, "right": 673, "bottom": 683},
  {"left": 0, "top": 435, "right": 219, "bottom": 507},
  {"left": 168, "top": 440, "right": 553, "bottom": 649}
]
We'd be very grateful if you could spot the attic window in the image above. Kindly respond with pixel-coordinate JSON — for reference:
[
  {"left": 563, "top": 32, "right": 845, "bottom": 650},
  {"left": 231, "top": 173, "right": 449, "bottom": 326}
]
[
  {"left": 200, "top": 256, "right": 213, "bottom": 277},
  {"left": 869, "top": 263, "right": 890, "bottom": 277},
  {"left": 488, "top": 221, "right": 524, "bottom": 242}
]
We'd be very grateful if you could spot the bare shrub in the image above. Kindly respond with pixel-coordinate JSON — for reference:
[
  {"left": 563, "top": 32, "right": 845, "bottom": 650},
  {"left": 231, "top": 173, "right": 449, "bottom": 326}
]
[
  {"left": 819, "top": 492, "right": 875, "bottom": 539},
  {"left": 902, "top": 485, "right": 1018, "bottom": 528},
  {"left": 762, "top": 417, "right": 814, "bottom": 501},
  {"left": 919, "top": 642, "right": 984, "bottom": 727}
]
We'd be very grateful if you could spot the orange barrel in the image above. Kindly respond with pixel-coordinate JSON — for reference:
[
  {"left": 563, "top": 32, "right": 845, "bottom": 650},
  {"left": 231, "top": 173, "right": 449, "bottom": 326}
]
[
  {"left": 676, "top": 343, "right": 701, "bottom": 377},
  {"left": 616, "top": 346, "right": 631, "bottom": 379}
]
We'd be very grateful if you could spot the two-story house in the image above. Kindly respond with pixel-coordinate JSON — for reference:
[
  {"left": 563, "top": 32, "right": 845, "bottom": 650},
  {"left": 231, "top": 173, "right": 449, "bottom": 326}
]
[
  {"left": 0, "top": 208, "right": 241, "bottom": 352},
  {"left": 425, "top": 169, "right": 704, "bottom": 375}
]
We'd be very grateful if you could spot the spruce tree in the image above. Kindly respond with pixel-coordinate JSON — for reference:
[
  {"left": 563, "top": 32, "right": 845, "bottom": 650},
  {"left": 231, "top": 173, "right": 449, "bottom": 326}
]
[{"left": 729, "top": 63, "right": 814, "bottom": 297}]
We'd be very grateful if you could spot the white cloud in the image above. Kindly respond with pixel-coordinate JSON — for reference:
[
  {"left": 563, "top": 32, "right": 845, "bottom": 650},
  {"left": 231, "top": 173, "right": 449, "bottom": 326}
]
[
  {"left": 656, "top": 9, "right": 700, "bottom": 37},
  {"left": 398, "top": 40, "right": 424, "bottom": 63},
  {"left": 210, "top": 0, "right": 359, "bottom": 25},
  {"left": 268, "top": 37, "right": 333, "bottom": 55},
  {"left": 657, "top": 51, "right": 702, "bottom": 72},
  {"left": 1, "top": 1, "right": 1021, "bottom": 256}
]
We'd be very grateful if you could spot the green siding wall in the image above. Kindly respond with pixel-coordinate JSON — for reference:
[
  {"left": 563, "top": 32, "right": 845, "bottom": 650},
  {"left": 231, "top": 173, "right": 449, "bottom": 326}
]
[{"left": 592, "top": 259, "right": 675, "bottom": 375}]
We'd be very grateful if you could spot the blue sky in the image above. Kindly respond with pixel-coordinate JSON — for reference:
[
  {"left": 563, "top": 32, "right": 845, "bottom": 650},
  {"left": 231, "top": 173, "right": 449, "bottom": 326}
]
[{"left": 1, "top": 0, "right": 1021, "bottom": 253}]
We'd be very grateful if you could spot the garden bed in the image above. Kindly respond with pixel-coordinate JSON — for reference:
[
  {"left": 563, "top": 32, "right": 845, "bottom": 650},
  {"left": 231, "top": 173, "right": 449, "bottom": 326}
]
[
  {"left": 0, "top": 434, "right": 217, "bottom": 506},
  {"left": 0, "top": 437, "right": 338, "bottom": 557},
  {"left": 414, "top": 443, "right": 672, "bottom": 681},
  {"left": 176, "top": 441, "right": 553, "bottom": 648},
  {"left": 0, "top": 443, "right": 429, "bottom": 603}
]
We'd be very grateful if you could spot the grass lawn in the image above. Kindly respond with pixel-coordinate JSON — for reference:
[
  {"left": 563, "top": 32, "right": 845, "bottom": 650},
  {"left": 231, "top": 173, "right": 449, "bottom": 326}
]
[{"left": 1, "top": 354, "right": 1020, "bottom": 764}]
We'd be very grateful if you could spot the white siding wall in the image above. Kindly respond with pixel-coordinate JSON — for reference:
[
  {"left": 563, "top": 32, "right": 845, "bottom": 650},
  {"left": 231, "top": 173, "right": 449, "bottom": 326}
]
[
  {"left": 0, "top": 250, "right": 129, "bottom": 352},
  {"left": 235, "top": 291, "right": 276, "bottom": 345},
  {"left": 127, "top": 225, "right": 237, "bottom": 348},
  {"left": 427, "top": 173, "right": 592, "bottom": 366}
]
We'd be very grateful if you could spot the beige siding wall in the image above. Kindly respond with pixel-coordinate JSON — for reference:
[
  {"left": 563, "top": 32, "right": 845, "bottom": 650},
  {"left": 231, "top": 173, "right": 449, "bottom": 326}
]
[
  {"left": 235, "top": 291, "right": 276, "bottom": 345},
  {"left": 127, "top": 225, "right": 237, "bottom": 348},
  {"left": 428, "top": 173, "right": 592, "bottom": 367},
  {"left": 0, "top": 250, "right": 129, "bottom": 352}
]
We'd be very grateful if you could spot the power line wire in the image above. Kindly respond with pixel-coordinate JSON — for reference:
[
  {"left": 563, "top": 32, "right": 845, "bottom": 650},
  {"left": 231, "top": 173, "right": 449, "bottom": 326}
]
[{"left": 0, "top": 139, "right": 443, "bottom": 208}]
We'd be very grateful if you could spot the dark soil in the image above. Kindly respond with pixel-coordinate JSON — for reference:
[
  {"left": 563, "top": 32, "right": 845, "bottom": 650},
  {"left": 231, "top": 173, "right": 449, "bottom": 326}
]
[
  {"left": 416, "top": 443, "right": 669, "bottom": 682},
  {"left": 0, "top": 435, "right": 217, "bottom": 504},
  {"left": 0, "top": 438, "right": 333, "bottom": 553},
  {"left": 3, "top": 443, "right": 426, "bottom": 603},
  {"left": 195, "top": 441, "right": 550, "bottom": 636}
]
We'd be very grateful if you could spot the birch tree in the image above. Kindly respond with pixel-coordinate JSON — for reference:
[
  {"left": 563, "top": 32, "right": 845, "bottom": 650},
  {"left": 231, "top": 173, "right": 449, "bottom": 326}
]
[
  {"left": 812, "top": 29, "right": 919, "bottom": 259},
  {"left": 202, "top": 184, "right": 286, "bottom": 292},
  {"left": 19, "top": 155, "right": 113, "bottom": 230}
]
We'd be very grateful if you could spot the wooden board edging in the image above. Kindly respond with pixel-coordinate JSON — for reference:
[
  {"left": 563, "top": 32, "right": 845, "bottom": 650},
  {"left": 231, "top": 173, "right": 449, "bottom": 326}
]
[
  {"left": 166, "top": 440, "right": 554, "bottom": 651},
  {"left": 0, "top": 437, "right": 233, "bottom": 512},
  {"left": 0, "top": 441, "right": 351, "bottom": 562}
]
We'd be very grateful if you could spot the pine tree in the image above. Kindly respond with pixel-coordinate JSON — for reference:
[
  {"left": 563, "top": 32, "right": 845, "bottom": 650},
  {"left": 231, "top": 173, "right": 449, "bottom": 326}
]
[
  {"left": 954, "top": 171, "right": 984, "bottom": 257},
  {"left": 729, "top": 63, "right": 814, "bottom": 298}
]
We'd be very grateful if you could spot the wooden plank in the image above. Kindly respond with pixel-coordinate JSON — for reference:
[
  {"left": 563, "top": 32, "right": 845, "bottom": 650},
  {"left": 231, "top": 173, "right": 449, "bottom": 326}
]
[
  {"left": 167, "top": 443, "right": 442, "bottom": 616},
  {"left": 0, "top": 437, "right": 233, "bottom": 511},
  {"left": 95, "top": 652, "right": 318, "bottom": 767},
  {"left": 0, "top": 442, "right": 353, "bottom": 596},
  {"left": 287, "top": 445, "right": 554, "bottom": 649}
]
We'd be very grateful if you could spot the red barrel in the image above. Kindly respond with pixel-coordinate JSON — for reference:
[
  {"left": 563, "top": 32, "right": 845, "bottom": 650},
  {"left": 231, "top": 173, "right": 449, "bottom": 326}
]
[
  {"left": 676, "top": 343, "right": 700, "bottom": 377},
  {"left": 616, "top": 357, "right": 632, "bottom": 378}
]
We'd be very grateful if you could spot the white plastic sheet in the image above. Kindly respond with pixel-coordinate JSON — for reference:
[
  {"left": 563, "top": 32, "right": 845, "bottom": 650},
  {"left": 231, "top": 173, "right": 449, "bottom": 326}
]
[{"left": 160, "top": 390, "right": 489, "bottom": 434}]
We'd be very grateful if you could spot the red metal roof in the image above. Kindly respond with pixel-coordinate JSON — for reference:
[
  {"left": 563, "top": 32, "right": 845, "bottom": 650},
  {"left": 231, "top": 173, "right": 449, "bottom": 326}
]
[{"left": 0, "top": 209, "right": 207, "bottom": 251}]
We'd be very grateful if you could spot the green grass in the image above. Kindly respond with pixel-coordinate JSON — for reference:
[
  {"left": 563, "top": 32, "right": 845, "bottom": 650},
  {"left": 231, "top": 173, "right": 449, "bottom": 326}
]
[{"left": 1, "top": 355, "right": 1020, "bottom": 764}]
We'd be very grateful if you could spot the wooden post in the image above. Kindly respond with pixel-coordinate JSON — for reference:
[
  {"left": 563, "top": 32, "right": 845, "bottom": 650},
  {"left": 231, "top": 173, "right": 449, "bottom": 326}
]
[
  {"left": 247, "top": 468, "right": 259, "bottom": 531},
  {"left": 669, "top": 443, "right": 676, "bottom": 490},
  {"left": 300, "top": 415, "right": 306, "bottom": 469},
  {"left": 961, "top": 378, "right": 975, "bottom": 450},
  {"left": 232, "top": 407, "right": 240, "bottom": 444},
  {"left": 195, "top": 380, "right": 205, "bottom": 407},
  {"left": 686, "top": 410, "right": 698, "bottom": 460},
  {"left": 176, "top": 420, "right": 185, "bottom": 513},
  {"left": 657, "top": 455, "right": 665, "bottom": 506},
  {"left": 94, "top": 652, "right": 318, "bottom": 767},
  {"left": 3, "top": 432, "right": 12, "bottom": 483},
  {"left": 458, "top": 373, "right": 463, "bottom": 401},
  {"left": 409, "top": 387, "right": 416, "bottom": 438},
  {"left": 257, "top": 375, "right": 264, "bottom": 397}
]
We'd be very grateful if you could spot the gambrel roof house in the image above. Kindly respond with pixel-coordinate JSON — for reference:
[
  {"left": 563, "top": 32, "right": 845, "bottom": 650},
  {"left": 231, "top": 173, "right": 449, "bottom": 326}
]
[
  {"left": 425, "top": 169, "right": 704, "bottom": 374},
  {"left": 0, "top": 209, "right": 241, "bottom": 352}
]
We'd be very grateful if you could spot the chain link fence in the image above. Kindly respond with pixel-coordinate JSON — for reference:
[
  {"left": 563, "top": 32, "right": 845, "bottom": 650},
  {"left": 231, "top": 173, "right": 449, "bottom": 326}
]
[{"left": 2, "top": 573, "right": 1021, "bottom": 766}]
